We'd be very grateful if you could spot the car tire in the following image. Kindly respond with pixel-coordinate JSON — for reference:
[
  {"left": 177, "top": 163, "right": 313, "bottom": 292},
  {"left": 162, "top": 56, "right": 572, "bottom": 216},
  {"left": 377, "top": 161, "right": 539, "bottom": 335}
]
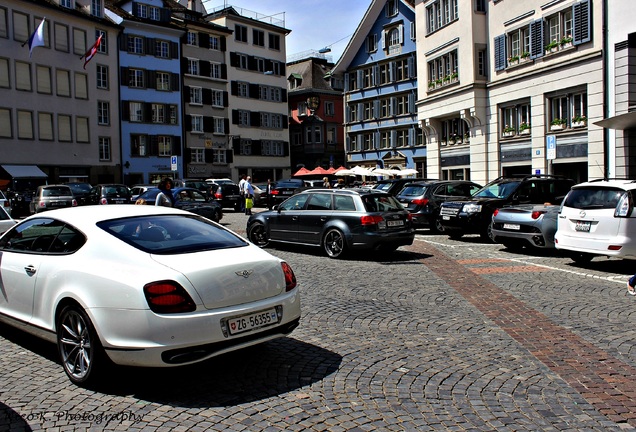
[
  {"left": 248, "top": 222, "right": 270, "bottom": 247},
  {"left": 323, "top": 228, "right": 346, "bottom": 258},
  {"left": 234, "top": 202, "right": 241, "bottom": 212},
  {"left": 480, "top": 223, "right": 495, "bottom": 243},
  {"left": 56, "top": 304, "right": 107, "bottom": 387},
  {"left": 502, "top": 241, "right": 524, "bottom": 252},
  {"left": 431, "top": 218, "right": 445, "bottom": 234},
  {"left": 570, "top": 252, "right": 594, "bottom": 264},
  {"left": 214, "top": 209, "right": 222, "bottom": 223}
]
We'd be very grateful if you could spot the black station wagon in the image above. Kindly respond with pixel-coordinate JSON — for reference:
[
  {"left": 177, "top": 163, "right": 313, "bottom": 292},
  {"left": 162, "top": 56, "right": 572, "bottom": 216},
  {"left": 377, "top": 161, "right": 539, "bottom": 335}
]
[{"left": 246, "top": 188, "right": 415, "bottom": 258}]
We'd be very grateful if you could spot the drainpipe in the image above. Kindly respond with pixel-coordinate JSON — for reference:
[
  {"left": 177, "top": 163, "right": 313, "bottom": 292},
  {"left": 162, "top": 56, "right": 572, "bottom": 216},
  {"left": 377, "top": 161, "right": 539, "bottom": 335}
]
[{"left": 602, "top": 0, "right": 609, "bottom": 179}]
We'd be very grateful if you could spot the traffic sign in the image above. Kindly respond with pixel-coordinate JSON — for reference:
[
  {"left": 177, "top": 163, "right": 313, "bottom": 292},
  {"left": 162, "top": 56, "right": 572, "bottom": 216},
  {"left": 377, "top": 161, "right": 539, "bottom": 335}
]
[
  {"left": 546, "top": 135, "right": 556, "bottom": 160},
  {"left": 171, "top": 155, "right": 178, "bottom": 171}
]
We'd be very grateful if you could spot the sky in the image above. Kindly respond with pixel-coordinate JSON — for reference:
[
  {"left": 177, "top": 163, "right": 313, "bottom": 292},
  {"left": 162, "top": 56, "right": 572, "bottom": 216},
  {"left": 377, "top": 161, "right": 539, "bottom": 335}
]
[{"left": 201, "top": 0, "right": 370, "bottom": 63}]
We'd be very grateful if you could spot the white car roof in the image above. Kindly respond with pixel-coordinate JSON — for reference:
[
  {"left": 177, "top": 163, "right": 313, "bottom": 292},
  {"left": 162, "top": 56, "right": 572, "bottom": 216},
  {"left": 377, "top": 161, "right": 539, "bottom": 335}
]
[
  {"left": 22, "top": 204, "right": 190, "bottom": 226},
  {"left": 573, "top": 179, "right": 636, "bottom": 190}
]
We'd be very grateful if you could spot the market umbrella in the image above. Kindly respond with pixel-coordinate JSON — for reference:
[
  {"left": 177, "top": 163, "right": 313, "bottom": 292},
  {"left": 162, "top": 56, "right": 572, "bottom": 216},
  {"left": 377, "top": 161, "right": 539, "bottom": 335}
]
[
  {"left": 396, "top": 169, "right": 419, "bottom": 176},
  {"left": 293, "top": 167, "right": 311, "bottom": 176},
  {"left": 308, "top": 166, "right": 330, "bottom": 175}
]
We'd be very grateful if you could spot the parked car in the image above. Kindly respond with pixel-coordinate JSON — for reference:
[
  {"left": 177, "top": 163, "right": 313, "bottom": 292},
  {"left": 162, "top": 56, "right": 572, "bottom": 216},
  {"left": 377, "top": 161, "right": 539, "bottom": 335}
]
[
  {"left": 269, "top": 178, "right": 305, "bottom": 205},
  {"left": 130, "top": 184, "right": 157, "bottom": 202},
  {"left": 212, "top": 183, "right": 242, "bottom": 211},
  {"left": 555, "top": 179, "right": 636, "bottom": 263},
  {"left": 395, "top": 180, "right": 482, "bottom": 232},
  {"left": 491, "top": 204, "right": 560, "bottom": 250},
  {"left": 247, "top": 188, "right": 415, "bottom": 258},
  {"left": 29, "top": 184, "right": 77, "bottom": 214},
  {"left": 173, "top": 179, "right": 211, "bottom": 196},
  {"left": 438, "top": 175, "right": 574, "bottom": 241},
  {"left": 252, "top": 183, "right": 269, "bottom": 207},
  {"left": 136, "top": 187, "right": 223, "bottom": 223},
  {"left": 86, "top": 184, "right": 132, "bottom": 205},
  {"left": 0, "top": 205, "right": 16, "bottom": 234},
  {"left": 65, "top": 182, "right": 92, "bottom": 206},
  {"left": 0, "top": 205, "right": 300, "bottom": 386},
  {"left": 205, "top": 178, "right": 235, "bottom": 186},
  {"left": 0, "top": 190, "right": 12, "bottom": 216},
  {"left": 373, "top": 178, "right": 435, "bottom": 196}
]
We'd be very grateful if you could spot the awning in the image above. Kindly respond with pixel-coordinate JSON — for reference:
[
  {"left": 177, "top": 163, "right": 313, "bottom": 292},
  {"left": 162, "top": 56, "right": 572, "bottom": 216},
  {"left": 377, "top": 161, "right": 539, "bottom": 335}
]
[
  {"left": 594, "top": 111, "right": 636, "bottom": 130},
  {"left": 1, "top": 165, "right": 47, "bottom": 178}
]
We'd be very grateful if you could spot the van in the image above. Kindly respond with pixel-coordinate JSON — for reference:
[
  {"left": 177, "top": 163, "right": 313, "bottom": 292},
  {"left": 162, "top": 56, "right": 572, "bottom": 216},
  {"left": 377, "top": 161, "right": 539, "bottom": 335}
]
[{"left": 555, "top": 179, "right": 636, "bottom": 263}]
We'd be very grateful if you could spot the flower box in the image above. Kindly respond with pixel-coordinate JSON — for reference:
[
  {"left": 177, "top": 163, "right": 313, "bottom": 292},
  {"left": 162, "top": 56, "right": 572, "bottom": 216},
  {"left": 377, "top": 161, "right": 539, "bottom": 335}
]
[
  {"left": 502, "top": 131, "right": 515, "bottom": 138},
  {"left": 560, "top": 42, "right": 573, "bottom": 49},
  {"left": 571, "top": 121, "right": 586, "bottom": 128},
  {"left": 550, "top": 124, "right": 565, "bottom": 131},
  {"left": 519, "top": 129, "right": 531, "bottom": 135}
]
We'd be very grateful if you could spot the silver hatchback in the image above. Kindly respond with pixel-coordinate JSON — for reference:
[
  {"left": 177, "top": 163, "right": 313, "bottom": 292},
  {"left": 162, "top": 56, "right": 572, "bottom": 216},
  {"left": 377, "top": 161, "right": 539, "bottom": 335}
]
[{"left": 30, "top": 185, "right": 77, "bottom": 214}]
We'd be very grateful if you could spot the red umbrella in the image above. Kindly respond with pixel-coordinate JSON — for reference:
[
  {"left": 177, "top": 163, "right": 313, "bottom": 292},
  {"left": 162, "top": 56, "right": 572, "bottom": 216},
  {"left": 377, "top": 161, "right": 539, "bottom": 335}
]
[
  {"left": 293, "top": 167, "right": 311, "bottom": 176},
  {"left": 332, "top": 166, "right": 347, "bottom": 173},
  {"left": 308, "top": 166, "right": 330, "bottom": 175}
]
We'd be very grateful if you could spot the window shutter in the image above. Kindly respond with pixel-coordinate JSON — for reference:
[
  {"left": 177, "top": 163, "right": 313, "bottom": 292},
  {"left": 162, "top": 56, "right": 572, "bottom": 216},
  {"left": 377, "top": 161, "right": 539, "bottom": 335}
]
[
  {"left": 251, "top": 140, "right": 262, "bottom": 156},
  {"left": 160, "top": 8, "right": 171, "bottom": 22},
  {"left": 223, "top": 91, "right": 229, "bottom": 107},
  {"left": 170, "top": 42, "right": 179, "bottom": 59},
  {"left": 149, "top": 136, "right": 159, "bottom": 156},
  {"left": 172, "top": 136, "right": 181, "bottom": 156},
  {"left": 184, "top": 86, "right": 191, "bottom": 103},
  {"left": 357, "top": 70, "right": 363, "bottom": 89},
  {"left": 221, "top": 64, "right": 227, "bottom": 79},
  {"left": 281, "top": 89, "right": 287, "bottom": 102},
  {"left": 202, "top": 88, "right": 212, "bottom": 105},
  {"left": 529, "top": 19, "right": 544, "bottom": 59},
  {"left": 203, "top": 117, "right": 214, "bottom": 133},
  {"left": 399, "top": 24, "right": 404, "bottom": 44},
  {"left": 121, "top": 100, "right": 130, "bottom": 121},
  {"left": 284, "top": 142, "right": 290, "bottom": 157},
  {"left": 391, "top": 130, "right": 397, "bottom": 148},
  {"left": 144, "top": 37, "right": 153, "bottom": 55},
  {"left": 220, "top": 36, "right": 226, "bottom": 52},
  {"left": 171, "top": 73, "right": 179, "bottom": 91},
  {"left": 390, "top": 97, "right": 396, "bottom": 116},
  {"left": 224, "top": 118, "right": 230, "bottom": 133},
  {"left": 200, "top": 61, "right": 210, "bottom": 77},
  {"left": 344, "top": 73, "right": 349, "bottom": 92},
  {"left": 226, "top": 149, "right": 233, "bottom": 162},
  {"left": 250, "top": 112, "right": 260, "bottom": 126},
  {"left": 147, "top": 70, "right": 156, "bottom": 89},
  {"left": 408, "top": 92, "right": 415, "bottom": 114},
  {"left": 373, "top": 100, "right": 380, "bottom": 119},
  {"left": 357, "top": 103, "right": 363, "bottom": 121},
  {"left": 374, "top": 131, "right": 380, "bottom": 149},
  {"left": 573, "top": 0, "right": 591, "bottom": 45},
  {"left": 120, "top": 67, "right": 129, "bottom": 85},
  {"left": 408, "top": 55, "right": 415, "bottom": 79},
  {"left": 231, "top": 110, "right": 239, "bottom": 125},
  {"left": 119, "top": 34, "right": 128, "bottom": 51},
  {"left": 494, "top": 34, "right": 506, "bottom": 71},
  {"left": 230, "top": 81, "right": 238, "bottom": 96},
  {"left": 249, "top": 83, "right": 259, "bottom": 99},
  {"left": 346, "top": 105, "right": 351, "bottom": 122},
  {"left": 408, "top": 128, "right": 414, "bottom": 146},
  {"left": 381, "top": 30, "right": 386, "bottom": 49},
  {"left": 229, "top": 52, "right": 238, "bottom": 67},
  {"left": 204, "top": 149, "right": 213, "bottom": 162},
  {"left": 185, "top": 115, "right": 192, "bottom": 131},
  {"left": 143, "top": 103, "right": 152, "bottom": 122},
  {"left": 199, "top": 32, "right": 209, "bottom": 48}
]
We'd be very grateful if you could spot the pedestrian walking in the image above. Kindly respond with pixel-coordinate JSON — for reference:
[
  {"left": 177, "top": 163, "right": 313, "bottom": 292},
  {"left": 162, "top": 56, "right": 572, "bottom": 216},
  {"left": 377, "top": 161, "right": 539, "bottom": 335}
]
[
  {"left": 244, "top": 176, "right": 254, "bottom": 215},
  {"left": 628, "top": 274, "right": 636, "bottom": 296},
  {"left": 155, "top": 178, "right": 174, "bottom": 207},
  {"left": 266, "top": 179, "right": 273, "bottom": 210},
  {"left": 238, "top": 174, "right": 247, "bottom": 212}
]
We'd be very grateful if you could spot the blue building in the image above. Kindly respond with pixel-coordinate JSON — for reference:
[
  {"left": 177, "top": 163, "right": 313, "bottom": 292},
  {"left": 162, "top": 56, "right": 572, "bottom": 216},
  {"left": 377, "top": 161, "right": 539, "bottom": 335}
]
[
  {"left": 332, "top": 0, "right": 424, "bottom": 176},
  {"left": 106, "top": 0, "right": 184, "bottom": 185}
]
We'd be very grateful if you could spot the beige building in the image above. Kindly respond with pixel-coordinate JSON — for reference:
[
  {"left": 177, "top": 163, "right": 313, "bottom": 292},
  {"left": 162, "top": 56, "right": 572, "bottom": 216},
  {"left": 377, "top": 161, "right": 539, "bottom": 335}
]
[
  {"left": 206, "top": 5, "right": 291, "bottom": 183},
  {"left": 416, "top": 0, "right": 602, "bottom": 185},
  {"left": 0, "top": 0, "right": 121, "bottom": 184}
]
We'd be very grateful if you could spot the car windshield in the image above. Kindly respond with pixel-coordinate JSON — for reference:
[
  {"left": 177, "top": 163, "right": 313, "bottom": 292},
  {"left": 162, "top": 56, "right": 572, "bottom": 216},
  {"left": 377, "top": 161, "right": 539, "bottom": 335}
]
[
  {"left": 68, "top": 184, "right": 91, "bottom": 194},
  {"left": 43, "top": 187, "right": 72, "bottom": 197},
  {"left": 473, "top": 181, "right": 521, "bottom": 199},
  {"left": 399, "top": 185, "right": 427, "bottom": 197},
  {"left": 374, "top": 183, "right": 392, "bottom": 192},
  {"left": 276, "top": 180, "right": 304, "bottom": 188},
  {"left": 361, "top": 194, "right": 404, "bottom": 212},
  {"left": 98, "top": 215, "right": 248, "bottom": 254},
  {"left": 104, "top": 186, "right": 130, "bottom": 196},
  {"left": 563, "top": 187, "right": 624, "bottom": 210}
]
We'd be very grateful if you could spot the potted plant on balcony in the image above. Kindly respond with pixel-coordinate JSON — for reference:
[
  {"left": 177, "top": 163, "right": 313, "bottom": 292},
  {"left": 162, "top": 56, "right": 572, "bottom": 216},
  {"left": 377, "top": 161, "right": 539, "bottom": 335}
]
[
  {"left": 463, "top": 131, "right": 470, "bottom": 143},
  {"left": 450, "top": 71, "right": 458, "bottom": 82},
  {"left": 448, "top": 134, "right": 457, "bottom": 145},
  {"left": 428, "top": 81, "right": 436, "bottom": 90},
  {"left": 560, "top": 34, "right": 573, "bottom": 49},
  {"left": 502, "top": 125, "right": 516, "bottom": 137},
  {"left": 443, "top": 74, "right": 451, "bottom": 84},
  {"left": 545, "top": 39, "right": 559, "bottom": 54},
  {"left": 507, "top": 55, "right": 520, "bottom": 66},
  {"left": 435, "top": 78, "right": 443, "bottom": 87},
  {"left": 519, "top": 121, "right": 531, "bottom": 135},
  {"left": 550, "top": 118, "right": 566, "bottom": 131},
  {"left": 571, "top": 114, "right": 587, "bottom": 128},
  {"left": 520, "top": 52, "right": 531, "bottom": 62}
]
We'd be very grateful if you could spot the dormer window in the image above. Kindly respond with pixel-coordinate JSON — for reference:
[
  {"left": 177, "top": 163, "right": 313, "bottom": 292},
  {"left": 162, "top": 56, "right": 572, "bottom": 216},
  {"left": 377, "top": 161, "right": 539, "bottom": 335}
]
[
  {"left": 288, "top": 73, "right": 302, "bottom": 90},
  {"left": 386, "top": 0, "right": 398, "bottom": 17}
]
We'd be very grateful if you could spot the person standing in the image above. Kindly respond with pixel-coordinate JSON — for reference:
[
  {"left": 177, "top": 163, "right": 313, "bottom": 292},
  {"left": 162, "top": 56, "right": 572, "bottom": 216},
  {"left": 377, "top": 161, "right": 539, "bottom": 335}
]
[
  {"left": 238, "top": 174, "right": 247, "bottom": 212},
  {"left": 628, "top": 274, "right": 636, "bottom": 296},
  {"left": 322, "top": 177, "right": 331, "bottom": 188},
  {"left": 244, "top": 176, "right": 254, "bottom": 215},
  {"left": 266, "top": 179, "right": 273, "bottom": 210},
  {"left": 155, "top": 178, "right": 174, "bottom": 207}
]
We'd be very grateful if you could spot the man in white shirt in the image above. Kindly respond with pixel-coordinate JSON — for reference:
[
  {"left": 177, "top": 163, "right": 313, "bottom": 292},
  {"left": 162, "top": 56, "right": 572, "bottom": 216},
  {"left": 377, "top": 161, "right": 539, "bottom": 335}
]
[{"left": 238, "top": 174, "right": 247, "bottom": 212}]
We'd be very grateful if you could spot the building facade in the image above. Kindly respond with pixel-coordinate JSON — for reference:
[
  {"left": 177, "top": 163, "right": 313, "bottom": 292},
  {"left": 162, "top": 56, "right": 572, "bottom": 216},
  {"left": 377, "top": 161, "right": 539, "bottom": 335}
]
[
  {"left": 206, "top": 5, "right": 291, "bottom": 184},
  {"left": 287, "top": 55, "right": 345, "bottom": 171},
  {"left": 333, "top": 0, "right": 424, "bottom": 175},
  {"left": 416, "top": 0, "right": 602, "bottom": 185},
  {"left": 1, "top": 0, "right": 121, "bottom": 185}
]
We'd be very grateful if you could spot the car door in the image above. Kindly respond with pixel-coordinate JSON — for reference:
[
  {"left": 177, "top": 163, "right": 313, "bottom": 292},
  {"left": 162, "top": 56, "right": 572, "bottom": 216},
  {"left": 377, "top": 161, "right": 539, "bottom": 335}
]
[
  {"left": 298, "top": 193, "right": 333, "bottom": 244},
  {"left": 0, "top": 218, "right": 61, "bottom": 323},
  {"left": 268, "top": 194, "right": 309, "bottom": 242}
]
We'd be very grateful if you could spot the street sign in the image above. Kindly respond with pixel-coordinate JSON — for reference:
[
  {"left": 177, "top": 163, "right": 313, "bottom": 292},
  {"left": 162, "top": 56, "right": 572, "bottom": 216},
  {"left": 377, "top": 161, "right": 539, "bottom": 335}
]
[
  {"left": 171, "top": 155, "right": 177, "bottom": 171},
  {"left": 546, "top": 135, "right": 556, "bottom": 160}
]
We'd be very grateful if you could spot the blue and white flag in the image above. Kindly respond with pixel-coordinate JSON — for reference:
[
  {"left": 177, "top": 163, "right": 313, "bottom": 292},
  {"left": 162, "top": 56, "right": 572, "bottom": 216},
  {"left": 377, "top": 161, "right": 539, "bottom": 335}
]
[{"left": 28, "top": 18, "right": 46, "bottom": 57}]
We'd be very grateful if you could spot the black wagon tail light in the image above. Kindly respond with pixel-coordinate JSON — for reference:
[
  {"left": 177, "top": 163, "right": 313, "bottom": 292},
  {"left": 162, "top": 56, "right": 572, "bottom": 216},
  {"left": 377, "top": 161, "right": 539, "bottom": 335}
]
[
  {"left": 144, "top": 281, "right": 196, "bottom": 314},
  {"left": 281, "top": 262, "right": 297, "bottom": 292}
]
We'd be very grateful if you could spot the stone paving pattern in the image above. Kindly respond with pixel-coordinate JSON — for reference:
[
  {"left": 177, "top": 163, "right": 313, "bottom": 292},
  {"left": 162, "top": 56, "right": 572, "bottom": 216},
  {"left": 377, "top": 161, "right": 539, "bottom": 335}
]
[{"left": 0, "top": 210, "right": 635, "bottom": 431}]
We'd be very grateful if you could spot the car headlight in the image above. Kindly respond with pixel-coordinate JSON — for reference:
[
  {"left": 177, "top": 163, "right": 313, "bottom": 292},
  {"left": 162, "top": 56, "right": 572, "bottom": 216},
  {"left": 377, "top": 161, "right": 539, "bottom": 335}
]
[{"left": 462, "top": 203, "right": 482, "bottom": 213}]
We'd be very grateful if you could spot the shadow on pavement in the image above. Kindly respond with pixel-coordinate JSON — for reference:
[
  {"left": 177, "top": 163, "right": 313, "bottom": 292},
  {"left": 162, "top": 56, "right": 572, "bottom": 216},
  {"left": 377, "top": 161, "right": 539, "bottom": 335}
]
[
  {"left": 96, "top": 337, "right": 342, "bottom": 408},
  {"left": 0, "top": 402, "right": 33, "bottom": 431}
]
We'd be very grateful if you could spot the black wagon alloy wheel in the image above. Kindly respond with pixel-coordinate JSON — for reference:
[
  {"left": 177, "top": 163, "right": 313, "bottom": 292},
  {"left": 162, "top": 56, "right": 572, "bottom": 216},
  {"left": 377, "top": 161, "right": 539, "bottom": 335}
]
[
  {"left": 248, "top": 222, "right": 270, "bottom": 247},
  {"left": 57, "top": 306, "right": 102, "bottom": 385},
  {"left": 323, "top": 228, "right": 346, "bottom": 258}
]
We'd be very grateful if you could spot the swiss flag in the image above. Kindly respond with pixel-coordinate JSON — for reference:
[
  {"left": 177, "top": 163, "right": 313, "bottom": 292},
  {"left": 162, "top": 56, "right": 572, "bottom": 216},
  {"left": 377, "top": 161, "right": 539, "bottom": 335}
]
[{"left": 82, "top": 34, "right": 103, "bottom": 69}]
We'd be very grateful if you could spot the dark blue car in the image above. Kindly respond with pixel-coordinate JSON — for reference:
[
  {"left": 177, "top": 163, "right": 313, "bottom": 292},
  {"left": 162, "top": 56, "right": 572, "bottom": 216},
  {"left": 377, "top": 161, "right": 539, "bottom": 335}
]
[{"left": 137, "top": 187, "right": 223, "bottom": 223}]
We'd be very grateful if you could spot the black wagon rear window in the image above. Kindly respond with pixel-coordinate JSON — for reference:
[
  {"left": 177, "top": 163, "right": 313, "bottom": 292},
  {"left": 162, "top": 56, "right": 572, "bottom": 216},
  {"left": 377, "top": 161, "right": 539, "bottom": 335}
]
[{"left": 98, "top": 214, "right": 248, "bottom": 254}]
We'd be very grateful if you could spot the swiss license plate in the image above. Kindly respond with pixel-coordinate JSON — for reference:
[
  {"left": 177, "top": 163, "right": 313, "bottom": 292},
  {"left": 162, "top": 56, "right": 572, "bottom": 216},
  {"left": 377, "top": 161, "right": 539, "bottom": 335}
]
[
  {"left": 282, "top": 191, "right": 293, "bottom": 195},
  {"left": 387, "top": 220, "right": 404, "bottom": 227},
  {"left": 442, "top": 215, "right": 450, "bottom": 220},
  {"left": 503, "top": 223, "right": 520, "bottom": 230},
  {"left": 227, "top": 308, "right": 279, "bottom": 335},
  {"left": 51, "top": 201, "right": 64, "bottom": 206},
  {"left": 575, "top": 221, "right": 591, "bottom": 232}
]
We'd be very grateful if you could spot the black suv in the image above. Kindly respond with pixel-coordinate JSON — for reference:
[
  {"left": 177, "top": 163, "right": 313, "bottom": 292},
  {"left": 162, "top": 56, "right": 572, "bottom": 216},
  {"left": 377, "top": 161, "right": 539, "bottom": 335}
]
[
  {"left": 438, "top": 175, "right": 575, "bottom": 241},
  {"left": 211, "top": 183, "right": 242, "bottom": 211},
  {"left": 395, "top": 180, "right": 482, "bottom": 232}
]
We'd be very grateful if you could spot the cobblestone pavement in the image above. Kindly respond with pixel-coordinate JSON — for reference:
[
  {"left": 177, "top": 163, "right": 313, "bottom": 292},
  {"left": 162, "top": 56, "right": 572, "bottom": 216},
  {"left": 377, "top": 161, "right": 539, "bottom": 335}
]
[{"left": 1, "top": 209, "right": 636, "bottom": 431}]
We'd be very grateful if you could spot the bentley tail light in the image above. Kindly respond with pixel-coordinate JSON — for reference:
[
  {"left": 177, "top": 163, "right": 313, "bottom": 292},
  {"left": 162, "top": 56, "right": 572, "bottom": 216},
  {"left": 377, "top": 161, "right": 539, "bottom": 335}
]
[
  {"left": 281, "top": 262, "right": 297, "bottom": 292},
  {"left": 493, "top": 209, "right": 500, "bottom": 217},
  {"left": 531, "top": 211, "right": 545, "bottom": 219},
  {"left": 144, "top": 281, "right": 196, "bottom": 314},
  {"left": 214, "top": 192, "right": 222, "bottom": 199}
]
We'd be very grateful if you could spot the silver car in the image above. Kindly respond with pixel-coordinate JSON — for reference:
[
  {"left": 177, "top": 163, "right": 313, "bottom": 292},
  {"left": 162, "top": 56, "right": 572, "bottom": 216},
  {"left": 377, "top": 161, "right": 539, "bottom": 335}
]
[
  {"left": 490, "top": 204, "right": 559, "bottom": 250},
  {"left": 29, "top": 184, "right": 77, "bottom": 214}
]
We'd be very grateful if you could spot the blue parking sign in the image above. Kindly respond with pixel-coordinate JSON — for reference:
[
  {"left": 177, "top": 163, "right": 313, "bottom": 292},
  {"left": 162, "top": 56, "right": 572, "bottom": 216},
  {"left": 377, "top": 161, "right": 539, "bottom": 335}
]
[{"left": 546, "top": 135, "right": 556, "bottom": 160}]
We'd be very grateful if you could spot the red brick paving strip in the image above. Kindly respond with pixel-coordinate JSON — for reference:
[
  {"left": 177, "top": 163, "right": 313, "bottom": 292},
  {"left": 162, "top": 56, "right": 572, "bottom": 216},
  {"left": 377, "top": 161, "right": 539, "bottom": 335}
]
[{"left": 412, "top": 241, "right": 636, "bottom": 426}]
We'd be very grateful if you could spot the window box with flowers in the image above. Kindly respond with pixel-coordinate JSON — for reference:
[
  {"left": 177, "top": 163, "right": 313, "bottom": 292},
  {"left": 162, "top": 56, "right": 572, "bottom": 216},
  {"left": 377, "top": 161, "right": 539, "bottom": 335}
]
[
  {"left": 550, "top": 118, "right": 566, "bottom": 131},
  {"left": 443, "top": 74, "right": 451, "bottom": 84},
  {"left": 571, "top": 115, "right": 587, "bottom": 128},
  {"left": 448, "top": 134, "right": 458, "bottom": 145},
  {"left": 502, "top": 125, "right": 516, "bottom": 138},
  {"left": 450, "top": 72, "right": 458, "bottom": 82},
  {"left": 428, "top": 81, "right": 436, "bottom": 90},
  {"left": 435, "top": 78, "right": 443, "bottom": 88},
  {"left": 545, "top": 39, "right": 559, "bottom": 54},
  {"left": 507, "top": 55, "right": 519, "bottom": 66},
  {"left": 520, "top": 52, "right": 531, "bottom": 63},
  {"left": 560, "top": 35, "right": 573, "bottom": 49},
  {"left": 519, "top": 122, "right": 531, "bottom": 135},
  {"left": 463, "top": 132, "right": 470, "bottom": 143}
]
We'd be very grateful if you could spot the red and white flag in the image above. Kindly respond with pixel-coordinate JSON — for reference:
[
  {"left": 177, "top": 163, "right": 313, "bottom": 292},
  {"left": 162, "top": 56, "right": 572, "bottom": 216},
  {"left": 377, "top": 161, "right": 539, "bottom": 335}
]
[{"left": 81, "top": 34, "right": 103, "bottom": 69}]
